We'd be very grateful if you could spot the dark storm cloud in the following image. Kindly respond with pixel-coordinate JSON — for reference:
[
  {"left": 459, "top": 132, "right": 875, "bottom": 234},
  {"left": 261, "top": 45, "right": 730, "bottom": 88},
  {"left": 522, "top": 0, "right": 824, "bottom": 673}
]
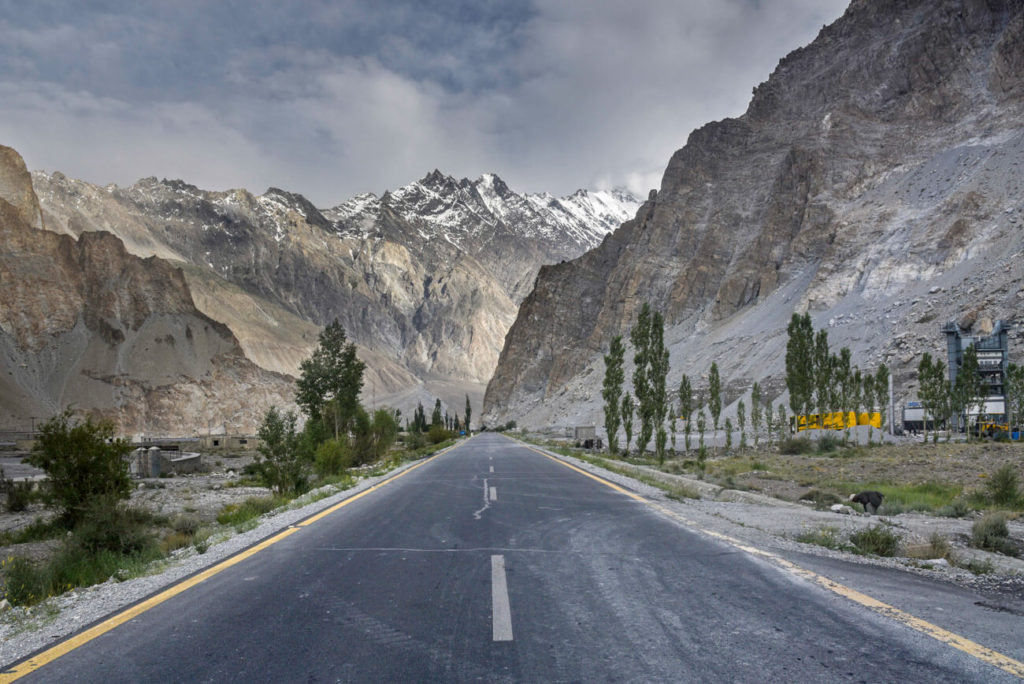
[{"left": 0, "top": 0, "right": 848, "bottom": 206}]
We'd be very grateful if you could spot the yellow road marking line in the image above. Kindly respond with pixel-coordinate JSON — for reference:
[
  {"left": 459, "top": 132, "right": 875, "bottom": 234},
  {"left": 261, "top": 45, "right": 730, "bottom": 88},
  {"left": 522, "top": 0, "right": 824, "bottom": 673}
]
[
  {"left": 533, "top": 447, "right": 1024, "bottom": 680},
  {"left": 0, "top": 441, "right": 467, "bottom": 682}
]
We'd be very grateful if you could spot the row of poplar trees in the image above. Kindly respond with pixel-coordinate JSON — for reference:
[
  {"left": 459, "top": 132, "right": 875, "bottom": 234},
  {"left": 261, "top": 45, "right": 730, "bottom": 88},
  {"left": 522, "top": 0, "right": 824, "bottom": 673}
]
[{"left": 602, "top": 308, "right": 892, "bottom": 464}]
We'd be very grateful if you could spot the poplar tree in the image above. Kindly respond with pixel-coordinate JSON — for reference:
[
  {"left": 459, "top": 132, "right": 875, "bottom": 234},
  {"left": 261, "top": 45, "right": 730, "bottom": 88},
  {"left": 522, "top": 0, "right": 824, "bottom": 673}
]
[
  {"left": 602, "top": 335, "right": 625, "bottom": 454},
  {"left": 679, "top": 374, "right": 694, "bottom": 452},
  {"left": 708, "top": 362, "right": 722, "bottom": 450},
  {"left": 631, "top": 303, "right": 654, "bottom": 455},
  {"left": 696, "top": 405, "right": 708, "bottom": 477},
  {"left": 874, "top": 364, "right": 890, "bottom": 437},
  {"left": 651, "top": 312, "right": 670, "bottom": 464},
  {"left": 750, "top": 381, "right": 762, "bottom": 447},
  {"left": 621, "top": 393, "right": 635, "bottom": 457},
  {"left": 737, "top": 399, "right": 747, "bottom": 450},
  {"left": 813, "top": 329, "right": 832, "bottom": 416},
  {"left": 786, "top": 312, "right": 815, "bottom": 417},
  {"left": 464, "top": 395, "right": 472, "bottom": 433},
  {"left": 765, "top": 399, "right": 774, "bottom": 447}
]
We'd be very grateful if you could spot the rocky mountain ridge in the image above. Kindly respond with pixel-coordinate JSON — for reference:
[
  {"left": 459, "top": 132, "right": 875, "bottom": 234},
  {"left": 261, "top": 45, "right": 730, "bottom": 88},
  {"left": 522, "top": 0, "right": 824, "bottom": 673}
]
[
  {"left": 15, "top": 164, "right": 637, "bottom": 432},
  {"left": 483, "top": 0, "right": 1024, "bottom": 431},
  {"left": 0, "top": 146, "right": 294, "bottom": 435}
]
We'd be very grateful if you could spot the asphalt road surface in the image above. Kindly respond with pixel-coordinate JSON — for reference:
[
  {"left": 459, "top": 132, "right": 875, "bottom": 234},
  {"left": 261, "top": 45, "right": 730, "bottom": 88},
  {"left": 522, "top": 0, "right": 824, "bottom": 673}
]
[{"left": 7, "top": 433, "right": 1021, "bottom": 682}]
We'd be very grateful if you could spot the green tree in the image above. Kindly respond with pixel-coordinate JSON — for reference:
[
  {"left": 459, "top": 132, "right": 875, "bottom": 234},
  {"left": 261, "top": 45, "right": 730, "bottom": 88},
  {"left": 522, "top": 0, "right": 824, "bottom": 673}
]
[
  {"left": 861, "top": 371, "right": 875, "bottom": 443},
  {"left": 725, "top": 417, "right": 733, "bottom": 452},
  {"left": 737, "top": 399, "right": 747, "bottom": 450},
  {"left": 256, "top": 407, "right": 306, "bottom": 495},
  {"left": 777, "top": 404, "right": 788, "bottom": 443},
  {"left": 696, "top": 405, "right": 707, "bottom": 477},
  {"left": 750, "top": 382, "right": 762, "bottom": 447},
  {"left": 465, "top": 395, "right": 473, "bottom": 433},
  {"left": 708, "top": 362, "right": 722, "bottom": 450},
  {"left": 918, "top": 352, "right": 948, "bottom": 442},
  {"left": 786, "top": 312, "right": 815, "bottom": 417},
  {"left": 874, "top": 364, "right": 890, "bottom": 437},
  {"left": 813, "top": 329, "right": 832, "bottom": 416},
  {"left": 954, "top": 345, "right": 984, "bottom": 435},
  {"left": 602, "top": 335, "right": 626, "bottom": 454},
  {"left": 650, "top": 313, "right": 670, "bottom": 464},
  {"left": 834, "top": 348, "right": 854, "bottom": 441},
  {"left": 1005, "top": 363, "right": 1024, "bottom": 438},
  {"left": 765, "top": 399, "right": 774, "bottom": 447},
  {"left": 295, "top": 320, "right": 366, "bottom": 434},
  {"left": 621, "top": 393, "right": 635, "bottom": 457},
  {"left": 28, "top": 411, "right": 132, "bottom": 526},
  {"left": 431, "top": 398, "right": 443, "bottom": 428},
  {"left": 631, "top": 303, "right": 653, "bottom": 455},
  {"left": 678, "top": 374, "right": 694, "bottom": 452}
]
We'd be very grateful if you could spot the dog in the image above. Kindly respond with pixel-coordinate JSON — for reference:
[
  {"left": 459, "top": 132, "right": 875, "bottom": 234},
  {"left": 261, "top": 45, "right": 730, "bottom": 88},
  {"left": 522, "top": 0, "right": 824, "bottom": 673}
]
[{"left": 849, "top": 490, "right": 884, "bottom": 515}]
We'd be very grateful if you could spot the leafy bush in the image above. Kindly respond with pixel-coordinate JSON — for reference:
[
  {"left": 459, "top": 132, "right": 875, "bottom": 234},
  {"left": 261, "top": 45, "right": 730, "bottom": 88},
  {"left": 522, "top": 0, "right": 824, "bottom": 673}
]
[
  {"left": 927, "top": 532, "right": 951, "bottom": 560},
  {"left": 0, "top": 467, "right": 34, "bottom": 512},
  {"left": 986, "top": 464, "right": 1022, "bottom": 508},
  {"left": 216, "top": 496, "right": 284, "bottom": 527},
  {"left": 971, "top": 513, "right": 1016, "bottom": 556},
  {"left": 935, "top": 499, "right": 971, "bottom": 518},
  {"left": 795, "top": 525, "right": 845, "bottom": 550},
  {"left": 71, "top": 501, "right": 157, "bottom": 556},
  {"left": 315, "top": 437, "right": 353, "bottom": 477},
  {"left": 171, "top": 514, "right": 202, "bottom": 537},
  {"left": 779, "top": 438, "right": 813, "bottom": 455},
  {"left": 427, "top": 425, "right": 452, "bottom": 445},
  {"left": 849, "top": 524, "right": 901, "bottom": 556},
  {"left": 816, "top": 434, "right": 843, "bottom": 454},
  {"left": 255, "top": 408, "right": 308, "bottom": 495},
  {"left": 27, "top": 411, "right": 132, "bottom": 525}
]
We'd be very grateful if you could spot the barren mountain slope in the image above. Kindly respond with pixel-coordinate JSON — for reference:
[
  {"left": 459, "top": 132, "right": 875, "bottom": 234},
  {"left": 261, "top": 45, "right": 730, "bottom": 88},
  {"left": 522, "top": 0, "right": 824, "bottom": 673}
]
[
  {"left": 484, "top": 0, "right": 1024, "bottom": 430},
  {"left": 0, "top": 146, "right": 294, "bottom": 435},
  {"left": 30, "top": 169, "right": 638, "bottom": 421}
]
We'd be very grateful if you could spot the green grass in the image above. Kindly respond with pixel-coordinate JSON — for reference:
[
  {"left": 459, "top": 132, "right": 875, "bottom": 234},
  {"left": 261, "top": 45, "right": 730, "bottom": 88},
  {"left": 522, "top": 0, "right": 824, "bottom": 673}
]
[
  {"left": 0, "top": 518, "right": 65, "bottom": 546},
  {"left": 831, "top": 481, "right": 962, "bottom": 514},
  {"left": 216, "top": 495, "right": 288, "bottom": 528}
]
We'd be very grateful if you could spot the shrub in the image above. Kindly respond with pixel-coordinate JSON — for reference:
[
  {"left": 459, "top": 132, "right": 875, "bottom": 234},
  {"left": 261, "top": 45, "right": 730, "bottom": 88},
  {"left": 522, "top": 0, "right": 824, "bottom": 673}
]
[
  {"left": 817, "top": 433, "right": 843, "bottom": 454},
  {"left": 849, "top": 524, "right": 901, "bottom": 556},
  {"left": 315, "top": 437, "right": 353, "bottom": 477},
  {"left": 986, "top": 464, "right": 1021, "bottom": 508},
  {"left": 927, "top": 532, "right": 951, "bottom": 559},
  {"left": 216, "top": 496, "right": 283, "bottom": 527},
  {"left": 427, "top": 425, "right": 452, "bottom": 445},
  {"left": 71, "top": 501, "right": 157, "bottom": 556},
  {"left": 27, "top": 411, "right": 132, "bottom": 525},
  {"left": 0, "top": 468, "right": 34, "bottom": 512},
  {"left": 779, "top": 437, "right": 813, "bottom": 455},
  {"left": 971, "top": 513, "right": 1016, "bottom": 555},
  {"left": 256, "top": 408, "right": 308, "bottom": 495},
  {"left": 171, "top": 514, "right": 202, "bottom": 537},
  {"left": 795, "top": 525, "right": 845, "bottom": 550},
  {"left": 936, "top": 499, "right": 971, "bottom": 518}
]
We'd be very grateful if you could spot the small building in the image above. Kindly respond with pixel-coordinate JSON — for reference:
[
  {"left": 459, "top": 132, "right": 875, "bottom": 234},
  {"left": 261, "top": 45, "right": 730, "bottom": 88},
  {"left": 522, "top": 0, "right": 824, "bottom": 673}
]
[{"left": 199, "top": 434, "right": 261, "bottom": 451}]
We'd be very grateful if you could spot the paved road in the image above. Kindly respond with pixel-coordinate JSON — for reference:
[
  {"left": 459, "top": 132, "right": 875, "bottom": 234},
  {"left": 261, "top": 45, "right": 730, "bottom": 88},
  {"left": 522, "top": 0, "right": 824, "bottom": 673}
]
[{"left": 9, "top": 433, "right": 1020, "bottom": 681}]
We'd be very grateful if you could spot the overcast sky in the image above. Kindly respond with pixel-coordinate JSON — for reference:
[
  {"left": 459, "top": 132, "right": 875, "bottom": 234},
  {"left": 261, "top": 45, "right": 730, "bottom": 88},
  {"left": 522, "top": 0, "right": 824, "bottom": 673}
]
[{"left": 0, "top": 0, "right": 848, "bottom": 207}]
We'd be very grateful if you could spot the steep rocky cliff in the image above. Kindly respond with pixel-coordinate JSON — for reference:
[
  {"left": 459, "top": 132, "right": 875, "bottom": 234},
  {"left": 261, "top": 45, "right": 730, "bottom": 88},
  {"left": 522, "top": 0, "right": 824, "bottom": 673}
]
[
  {"left": 28, "top": 167, "right": 638, "bottom": 423},
  {"left": 484, "top": 0, "right": 1024, "bottom": 429},
  {"left": 0, "top": 146, "right": 294, "bottom": 435}
]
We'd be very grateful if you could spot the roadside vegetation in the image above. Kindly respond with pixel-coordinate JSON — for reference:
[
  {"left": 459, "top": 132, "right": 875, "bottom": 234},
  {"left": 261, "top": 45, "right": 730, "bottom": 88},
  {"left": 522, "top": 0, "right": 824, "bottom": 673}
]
[{"left": 0, "top": 319, "right": 468, "bottom": 608}]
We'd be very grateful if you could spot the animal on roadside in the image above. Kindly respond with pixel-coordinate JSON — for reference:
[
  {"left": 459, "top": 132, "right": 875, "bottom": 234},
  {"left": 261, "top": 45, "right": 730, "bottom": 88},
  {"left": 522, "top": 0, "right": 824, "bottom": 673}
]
[{"left": 849, "top": 491, "right": 884, "bottom": 515}]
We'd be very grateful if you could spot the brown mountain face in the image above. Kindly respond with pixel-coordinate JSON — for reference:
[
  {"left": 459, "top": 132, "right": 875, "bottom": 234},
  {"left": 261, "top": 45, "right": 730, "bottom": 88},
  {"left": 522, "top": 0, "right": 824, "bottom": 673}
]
[
  {"left": 484, "top": 0, "right": 1024, "bottom": 429},
  {"left": 0, "top": 145, "right": 294, "bottom": 435},
  {"left": 28, "top": 167, "right": 638, "bottom": 425}
]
